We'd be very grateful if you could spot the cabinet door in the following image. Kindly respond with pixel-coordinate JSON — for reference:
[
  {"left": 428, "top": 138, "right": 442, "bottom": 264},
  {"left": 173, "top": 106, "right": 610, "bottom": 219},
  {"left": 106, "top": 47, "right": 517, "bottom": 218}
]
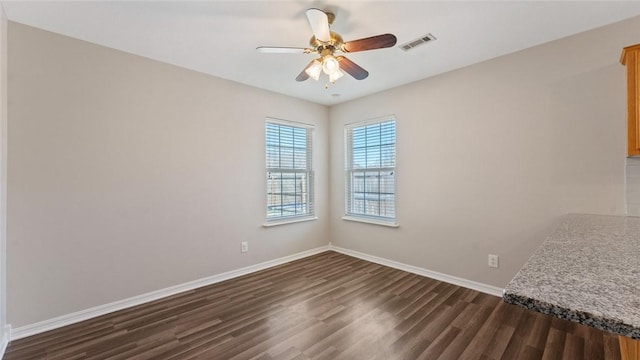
[{"left": 622, "top": 45, "right": 640, "bottom": 156}]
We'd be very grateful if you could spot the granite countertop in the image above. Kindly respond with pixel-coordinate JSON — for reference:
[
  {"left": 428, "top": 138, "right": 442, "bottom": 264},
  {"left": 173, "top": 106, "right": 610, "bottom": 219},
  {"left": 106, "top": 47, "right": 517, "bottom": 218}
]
[{"left": 503, "top": 214, "right": 640, "bottom": 339}]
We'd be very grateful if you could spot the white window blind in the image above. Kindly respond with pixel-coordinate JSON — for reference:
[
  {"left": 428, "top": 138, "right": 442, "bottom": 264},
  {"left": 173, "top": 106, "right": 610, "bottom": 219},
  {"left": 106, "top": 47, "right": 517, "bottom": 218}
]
[
  {"left": 266, "top": 120, "right": 314, "bottom": 222},
  {"left": 345, "top": 118, "right": 396, "bottom": 222}
]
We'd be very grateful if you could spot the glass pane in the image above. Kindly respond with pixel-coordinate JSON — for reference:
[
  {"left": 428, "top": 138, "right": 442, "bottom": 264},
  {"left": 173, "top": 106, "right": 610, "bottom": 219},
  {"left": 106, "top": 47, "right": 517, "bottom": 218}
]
[
  {"left": 352, "top": 127, "right": 366, "bottom": 148},
  {"left": 266, "top": 170, "right": 310, "bottom": 219},
  {"left": 365, "top": 146, "right": 381, "bottom": 168},
  {"left": 364, "top": 171, "right": 379, "bottom": 193},
  {"left": 266, "top": 122, "right": 312, "bottom": 220},
  {"left": 266, "top": 145, "right": 280, "bottom": 168},
  {"left": 352, "top": 171, "right": 365, "bottom": 193},
  {"left": 379, "top": 171, "right": 395, "bottom": 218},
  {"left": 380, "top": 121, "right": 396, "bottom": 145},
  {"left": 293, "top": 127, "right": 307, "bottom": 146},
  {"left": 365, "top": 124, "right": 381, "bottom": 146},
  {"left": 380, "top": 144, "right": 395, "bottom": 167},
  {"left": 347, "top": 171, "right": 395, "bottom": 218},
  {"left": 293, "top": 147, "right": 307, "bottom": 169},
  {"left": 346, "top": 120, "right": 395, "bottom": 219},
  {"left": 352, "top": 198, "right": 365, "bottom": 214},
  {"left": 352, "top": 147, "right": 366, "bottom": 169},
  {"left": 266, "top": 122, "right": 311, "bottom": 172},
  {"left": 279, "top": 146, "right": 293, "bottom": 169},
  {"left": 266, "top": 172, "right": 283, "bottom": 218}
]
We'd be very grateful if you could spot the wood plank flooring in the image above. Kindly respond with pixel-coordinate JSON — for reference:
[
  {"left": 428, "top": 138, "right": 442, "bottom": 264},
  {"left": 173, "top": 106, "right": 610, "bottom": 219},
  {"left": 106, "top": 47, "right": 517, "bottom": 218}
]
[{"left": 3, "top": 251, "right": 622, "bottom": 360}]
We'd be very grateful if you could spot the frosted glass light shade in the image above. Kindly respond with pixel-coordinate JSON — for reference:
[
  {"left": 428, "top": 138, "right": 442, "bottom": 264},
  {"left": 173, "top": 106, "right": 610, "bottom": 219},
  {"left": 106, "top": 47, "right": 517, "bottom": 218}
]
[
  {"left": 305, "top": 60, "right": 322, "bottom": 81},
  {"left": 329, "top": 69, "right": 344, "bottom": 83},
  {"left": 322, "top": 55, "right": 340, "bottom": 75}
]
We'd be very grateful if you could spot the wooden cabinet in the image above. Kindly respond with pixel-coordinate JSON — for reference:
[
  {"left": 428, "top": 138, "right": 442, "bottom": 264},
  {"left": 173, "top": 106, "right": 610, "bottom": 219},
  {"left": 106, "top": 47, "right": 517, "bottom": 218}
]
[{"left": 621, "top": 44, "right": 640, "bottom": 156}]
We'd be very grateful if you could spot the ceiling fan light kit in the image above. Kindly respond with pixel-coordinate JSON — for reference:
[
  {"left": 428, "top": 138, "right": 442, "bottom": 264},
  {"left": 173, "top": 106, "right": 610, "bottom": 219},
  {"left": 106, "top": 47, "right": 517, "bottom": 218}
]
[
  {"left": 322, "top": 55, "right": 339, "bottom": 75},
  {"left": 305, "top": 59, "right": 322, "bottom": 81},
  {"left": 257, "top": 8, "right": 397, "bottom": 86},
  {"left": 329, "top": 68, "right": 344, "bottom": 83}
]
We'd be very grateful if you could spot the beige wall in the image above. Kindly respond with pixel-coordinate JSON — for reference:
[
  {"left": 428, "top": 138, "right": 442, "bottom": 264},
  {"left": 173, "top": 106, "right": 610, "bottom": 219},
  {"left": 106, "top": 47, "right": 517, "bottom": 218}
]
[
  {"left": 329, "top": 16, "right": 640, "bottom": 287},
  {"left": 7, "top": 22, "right": 329, "bottom": 327},
  {"left": 627, "top": 157, "right": 640, "bottom": 216},
  {"left": 0, "top": 3, "right": 7, "bottom": 344}
]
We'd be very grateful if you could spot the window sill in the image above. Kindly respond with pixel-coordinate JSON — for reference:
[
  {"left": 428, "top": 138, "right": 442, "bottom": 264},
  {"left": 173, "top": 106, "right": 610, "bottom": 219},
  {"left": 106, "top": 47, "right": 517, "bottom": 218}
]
[
  {"left": 263, "top": 216, "right": 318, "bottom": 227},
  {"left": 342, "top": 216, "right": 399, "bottom": 228}
]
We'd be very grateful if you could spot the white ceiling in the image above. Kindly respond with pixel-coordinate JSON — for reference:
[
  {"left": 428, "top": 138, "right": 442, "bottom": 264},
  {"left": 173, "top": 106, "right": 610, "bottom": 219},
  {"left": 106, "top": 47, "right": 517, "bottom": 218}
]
[{"left": 4, "top": 1, "right": 640, "bottom": 105}]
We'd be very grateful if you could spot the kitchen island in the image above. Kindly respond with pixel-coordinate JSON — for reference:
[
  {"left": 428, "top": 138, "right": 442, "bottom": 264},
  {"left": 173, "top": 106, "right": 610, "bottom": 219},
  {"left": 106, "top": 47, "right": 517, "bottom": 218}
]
[{"left": 503, "top": 214, "right": 639, "bottom": 359}]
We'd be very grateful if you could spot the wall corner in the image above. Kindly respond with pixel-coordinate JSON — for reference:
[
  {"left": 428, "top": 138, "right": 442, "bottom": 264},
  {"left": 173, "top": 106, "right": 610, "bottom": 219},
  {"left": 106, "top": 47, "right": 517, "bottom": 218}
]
[{"left": 0, "top": 324, "right": 11, "bottom": 354}]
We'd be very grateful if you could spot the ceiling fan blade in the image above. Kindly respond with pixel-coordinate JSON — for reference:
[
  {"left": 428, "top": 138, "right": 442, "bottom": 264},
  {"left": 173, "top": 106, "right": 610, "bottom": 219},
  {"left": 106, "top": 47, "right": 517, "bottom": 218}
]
[
  {"left": 306, "top": 8, "right": 331, "bottom": 42},
  {"left": 256, "top": 46, "right": 310, "bottom": 54},
  {"left": 337, "top": 56, "right": 369, "bottom": 80},
  {"left": 296, "top": 60, "right": 316, "bottom": 82},
  {"left": 342, "top": 34, "right": 397, "bottom": 53}
]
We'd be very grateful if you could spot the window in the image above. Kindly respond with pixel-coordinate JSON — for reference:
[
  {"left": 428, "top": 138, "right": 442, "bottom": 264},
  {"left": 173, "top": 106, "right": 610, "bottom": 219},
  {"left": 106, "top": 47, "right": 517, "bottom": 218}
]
[
  {"left": 265, "top": 119, "right": 314, "bottom": 223},
  {"left": 344, "top": 118, "right": 396, "bottom": 225}
]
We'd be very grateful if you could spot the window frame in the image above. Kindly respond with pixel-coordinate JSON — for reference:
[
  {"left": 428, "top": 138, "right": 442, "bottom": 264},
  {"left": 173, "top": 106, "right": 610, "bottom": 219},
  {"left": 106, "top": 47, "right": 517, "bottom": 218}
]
[
  {"left": 264, "top": 118, "right": 316, "bottom": 226},
  {"left": 343, "top": 116, "right": 398, "bottom": 227}
]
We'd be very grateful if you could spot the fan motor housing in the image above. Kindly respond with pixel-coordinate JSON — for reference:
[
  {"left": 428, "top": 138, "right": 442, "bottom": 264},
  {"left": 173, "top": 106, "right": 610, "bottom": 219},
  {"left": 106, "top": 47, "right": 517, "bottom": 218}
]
[{"left": 310, "top": 31, "right": 344, "bottom": 53}]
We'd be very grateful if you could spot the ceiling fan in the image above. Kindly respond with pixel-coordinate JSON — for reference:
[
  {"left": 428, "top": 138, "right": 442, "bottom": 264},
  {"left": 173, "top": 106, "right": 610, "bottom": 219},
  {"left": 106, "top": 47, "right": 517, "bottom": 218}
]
[{"left": 257, "top": 8, "right": 397, "bottom": 84}]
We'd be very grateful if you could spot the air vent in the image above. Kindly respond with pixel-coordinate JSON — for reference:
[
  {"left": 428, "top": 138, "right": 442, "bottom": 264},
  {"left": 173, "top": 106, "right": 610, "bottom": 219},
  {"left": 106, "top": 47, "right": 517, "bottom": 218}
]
[{"left": 398, "top": 33, "right": 436, "bottom": 51}]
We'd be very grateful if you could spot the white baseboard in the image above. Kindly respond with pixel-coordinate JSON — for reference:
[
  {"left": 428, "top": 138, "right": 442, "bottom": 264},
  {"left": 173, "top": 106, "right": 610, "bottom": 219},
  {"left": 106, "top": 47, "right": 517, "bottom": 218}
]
[
  {"left": 9, "top": 244, "right": 502, "bottom": 341},
  {"left": 10, "top": 245, "right": 330, "bottom": 340},
  {"left": 329, "top": 244, "right": 503, "bottom": 297},
  {"left": 0, "top": 325, "right": 10, "bottom": 358}
]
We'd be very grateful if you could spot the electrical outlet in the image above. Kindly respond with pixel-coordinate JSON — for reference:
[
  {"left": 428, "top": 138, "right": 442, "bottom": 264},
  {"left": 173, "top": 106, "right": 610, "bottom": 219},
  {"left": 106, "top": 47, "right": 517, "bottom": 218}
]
[
  {"left": 241, "top": 241, "right": 248, "bottom": 253},
  {"left": 488, "top": 254, "right": 499, "bottom": 268}
]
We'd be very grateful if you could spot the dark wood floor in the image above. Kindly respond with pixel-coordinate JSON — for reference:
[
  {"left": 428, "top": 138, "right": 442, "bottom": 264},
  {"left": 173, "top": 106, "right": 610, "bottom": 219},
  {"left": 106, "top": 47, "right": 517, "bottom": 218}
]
[{"left": 4, "top": 251, "right": 622, "bottom": 360}]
